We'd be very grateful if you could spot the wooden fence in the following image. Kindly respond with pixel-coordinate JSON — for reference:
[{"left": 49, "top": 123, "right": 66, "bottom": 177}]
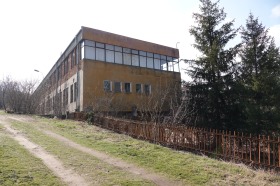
[{"left": 70, "top": 112, "right": 280, "bottom": 170}]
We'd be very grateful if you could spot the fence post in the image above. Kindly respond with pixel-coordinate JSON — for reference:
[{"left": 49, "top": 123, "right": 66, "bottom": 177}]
[
  {"left": 233, "top": 131, "right": 236, "bottom": 160},
  {"left": 278, "top": 137, "right": 280, "bottom": 167},
  {"left": 268, "top": 136, "right": 270, "bottom": 166},
  {"left": 250, "top": 133, "right": 252, "bottom": 162},
  {"left": 258, "top": 135, "right": 261, "bottom": 165}
]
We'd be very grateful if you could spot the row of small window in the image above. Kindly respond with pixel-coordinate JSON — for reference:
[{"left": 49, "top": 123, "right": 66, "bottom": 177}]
[
  {"left": 81, "top": 40, "right": 180, "bottom": 72},
  {"left": 104, "top": 80, "right": 151, "bottom": 95}
]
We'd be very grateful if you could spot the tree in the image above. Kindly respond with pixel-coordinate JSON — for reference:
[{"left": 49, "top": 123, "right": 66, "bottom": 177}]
[
  {"left": 188, "top": 0, "right": 243, "bottom": 130},
  {"left": 1, "top": 76, "right": 38, "bottom": 114},
  {"left": 239, "top": 13, "right": 280, "bottom": 134}
]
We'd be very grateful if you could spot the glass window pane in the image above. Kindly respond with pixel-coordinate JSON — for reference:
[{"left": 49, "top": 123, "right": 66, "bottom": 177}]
[
  {"left": 96, "top": 42, "right": 105, "bottom": 48},
  {"left": 106, "top": 50, "right": 114, "bottom": 63},
  {"left": 173, "top": 58, "right": 179, "bottom": 72},
  {"left": 139, "top": 51, "right": 146, "bottom": 56},
  {"left": 144, "top": 84, "right": 151, "bottom": 95},
  {"left": 132, "top": 50, "right": 138, "bottom": 54},
  {"left": 104, "top": 80, "right": 111, "bottom": 91},
  {"left": 81, "top": 47, "right": 85, "bottom": 59},
  {"left": 106, "top": 44, "right": 114, "bottom": 50},
  {"left": 136, "top": 84, "right": 142, "bottom": 93},
  {"left": 154, "top": 59, "right": 160, "bottom": 69},
  {"left": 96, "top": 48, "right": 105, "bottom": 61},
  {"left": 124, "top": 83, "right": 131, "bottom": 93},
  {"left": 154, "top": 54, "right": 160, "bottom": 59},
  {"left": 147, "top": 57, "right": 153, "bottom": 69},
  {"left": 123, "top": 53, "right": 131, "bottom": 65},
  {"left": 161, "top": 60, "right": 167, "bottom": 71},
  {"left": 114, "top": 82, "right": 121, "bottom": 92},
  {"left": 115, "top": 52, "right": 122, "bottom": 64},
  {"left": 140, "top": 56, "right": 146, "bottom": 67},
  {"left": 123, "top": 48, "right": 131, "bottom": 53},
  {"left": 167, "top": 56, "right": 172, "bottom": 61},
  {"left": 85, "top": 40, "right": 95, "bottom": 47},
  {"left": 115, "top": 46, "right": 122, "bottom": 52},
  {"left": 132, "top": 55, "right": 139, "bottom": 66},
  {"left": 168, "top": 61, "right": 174, "bottom": 71},
  {"left": 147, "top": 52, "right": 153, "bottom": 57},
  {"left": 85, "top": 46, "right": 95, "bottom": 60},
  {"left": 161, "top": 55, "right": 167, "bottom": 60}
]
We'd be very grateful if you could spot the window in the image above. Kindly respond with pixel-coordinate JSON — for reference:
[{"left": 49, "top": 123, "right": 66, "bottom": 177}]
[
  {"left": 123, "top": 53, "right": 131, "bottom": 65},
  {"left": 147, "top": 57, "right": 153, "bottom": 69},
  {"left": 85, "top": 46, "right": 95, "bottom": 60},
  {"left": 144, "top": 84, "right": 151, "bottom": 95},
  {"left": 124, "top": 83, "right": 131, "bottom": 93},
  {"left": 136, "top": 84, "right": 142, "bottom": 93},
  {"left": 114, "top": 82, "right": 121, "bottom": 93},
  {"left": 104, "top": 80, "right": 112, "bottom": 92},
  {"left": 70, "top": 85, "right": 73, "bottom": 103},
  {"left": 96, "top": 48, "right": 105, "bottom": 61},
  {"left": 132, "top": 55, "right": 139, "bottom": 66},
  {"left": 106, "top": 50, "right": 114, "bottom": 63},
  {"left": 106, "top": 44, "right": 114, "bottom": 50},
  {"left": 140, "top": 56, "right": 146, "bottom": 67},
  {"left": 63, "top": 88, "right": 69, "bottom": 105},
  {"left": 74, "top": 82, "right": 77, "bottom": 102},
  {"left": 115, "top": 46, "right": 122, "bottom": 52},
  {"left": 154, "top": 59, "right": 161, "bottom": 69},
  {"left": 96, "top": 42, "right": 105, "bottom": 48},
  {"left": 115, "top": 52, "right": 122, "bottom": 64}
]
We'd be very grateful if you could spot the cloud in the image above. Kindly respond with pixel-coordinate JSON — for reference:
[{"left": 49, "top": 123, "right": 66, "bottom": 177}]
[
  {"left": 271, "top": 4, "right": 280, "bottom": 17},
  {"left": 269, "top": 25, "right": 280, "bottom": 47}
]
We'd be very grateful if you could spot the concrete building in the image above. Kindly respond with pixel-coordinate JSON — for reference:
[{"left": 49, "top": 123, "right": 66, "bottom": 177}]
[{"left": 35, "top": 26, "right": 181, "bottom": 116}]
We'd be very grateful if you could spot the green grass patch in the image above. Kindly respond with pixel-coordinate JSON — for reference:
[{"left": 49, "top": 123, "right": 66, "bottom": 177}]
[
  {"left": 0, "top": 128, "right": 64, "bottom": 186},
  {"left": 32, "top": 116, "right": 280, "bottom": 185},
  {"left": 9, "top": 119, "right": 154, "bottom": 186}
]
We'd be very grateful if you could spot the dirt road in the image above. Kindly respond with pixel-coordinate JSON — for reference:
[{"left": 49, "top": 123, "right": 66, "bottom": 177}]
[{"left": 0, "top": 114, "right": 183, "bottom": 186}]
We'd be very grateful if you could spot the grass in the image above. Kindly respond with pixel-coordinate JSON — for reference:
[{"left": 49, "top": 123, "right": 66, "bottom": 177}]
[
  {"left": 0, "top": 126, "right": 64, "bottom": 186},
  {"left": 16, "top": 115, "right": 280, "bottom": 186},
  {"left": 9, "top": 119, "right": 154, "bottom": 186}
]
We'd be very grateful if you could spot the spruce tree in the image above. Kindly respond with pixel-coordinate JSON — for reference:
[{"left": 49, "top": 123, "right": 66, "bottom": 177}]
[
  {"left": 239, "top": 13, "right": 280, "bottom": 134},
  {"left": 188, "top": 0, "right": 242, "bottom": 129}
]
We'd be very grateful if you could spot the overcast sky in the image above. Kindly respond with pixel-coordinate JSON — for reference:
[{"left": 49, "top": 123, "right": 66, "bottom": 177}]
[{"left": 0, "top": 0, "right": 279, "bottom": 81}]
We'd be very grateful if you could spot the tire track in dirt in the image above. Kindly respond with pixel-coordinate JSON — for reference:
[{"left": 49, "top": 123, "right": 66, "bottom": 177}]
[
  {"left": 0, "top": 117, "right": 89, "bottom": 186},
  {"left": 8, "top": 114, "right": 185, "bottom": 186}
]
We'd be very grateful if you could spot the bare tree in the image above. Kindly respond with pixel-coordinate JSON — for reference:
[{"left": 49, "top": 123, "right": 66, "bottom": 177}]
[{"left": 1, "top": 76, "right": 38, "bottom": 114}]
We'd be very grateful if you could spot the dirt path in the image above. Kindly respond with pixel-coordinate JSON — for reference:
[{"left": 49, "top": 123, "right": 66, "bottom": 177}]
[
  {"left": 0, "top": 117, "right": 89, "bottom": 186},
  {"left": 7, "top": 114, "right": 184, "bottom": 186}
]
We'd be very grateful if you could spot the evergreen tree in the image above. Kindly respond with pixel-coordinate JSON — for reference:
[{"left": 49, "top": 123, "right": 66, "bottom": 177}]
[
  {"left": 188, "top": 0, "right": 243, "bottom": 129},
  {"left": 239, "top": 13, "right": 280, "bottom": 134}
]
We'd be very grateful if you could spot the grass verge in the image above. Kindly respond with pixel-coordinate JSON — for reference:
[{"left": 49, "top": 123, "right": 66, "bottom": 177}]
[
  {"left": 9, "top": 119, "right": 155, "bottom": 186},
  {"left": 0, "top": 126, "right": 64, "bottom": 186},
  {"left": 34, "top": 116, "right": 280, "bottom": 186}
]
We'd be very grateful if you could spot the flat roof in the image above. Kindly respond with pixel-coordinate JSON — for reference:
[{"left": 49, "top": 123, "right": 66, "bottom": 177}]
[{"left": 82, "top": 26, "right": 179, "bottom": 58}]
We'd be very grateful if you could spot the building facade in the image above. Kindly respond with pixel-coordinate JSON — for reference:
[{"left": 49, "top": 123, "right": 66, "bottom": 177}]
[{"left": 35, "top": 26, "right": 181, "bottom": 116}]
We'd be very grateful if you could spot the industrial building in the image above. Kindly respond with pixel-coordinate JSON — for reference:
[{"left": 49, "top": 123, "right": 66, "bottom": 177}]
[{"left": 35, "top": 26, "right": 181, "bottom": 116}]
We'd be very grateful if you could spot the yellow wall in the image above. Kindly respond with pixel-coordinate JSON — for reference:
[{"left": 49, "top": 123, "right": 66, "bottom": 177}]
[{"left": 82, "top": 59, "right": 181, "bottom": 112}]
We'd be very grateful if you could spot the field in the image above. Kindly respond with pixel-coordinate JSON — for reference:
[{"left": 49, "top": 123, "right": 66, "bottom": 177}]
[{"left": 0, "top": 110, "right": 279, "bottom": 185}]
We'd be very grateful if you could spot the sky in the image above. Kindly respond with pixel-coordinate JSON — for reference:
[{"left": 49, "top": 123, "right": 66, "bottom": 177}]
[{"left": 0, "top": 0, "right": 279, "bottom": 82}]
